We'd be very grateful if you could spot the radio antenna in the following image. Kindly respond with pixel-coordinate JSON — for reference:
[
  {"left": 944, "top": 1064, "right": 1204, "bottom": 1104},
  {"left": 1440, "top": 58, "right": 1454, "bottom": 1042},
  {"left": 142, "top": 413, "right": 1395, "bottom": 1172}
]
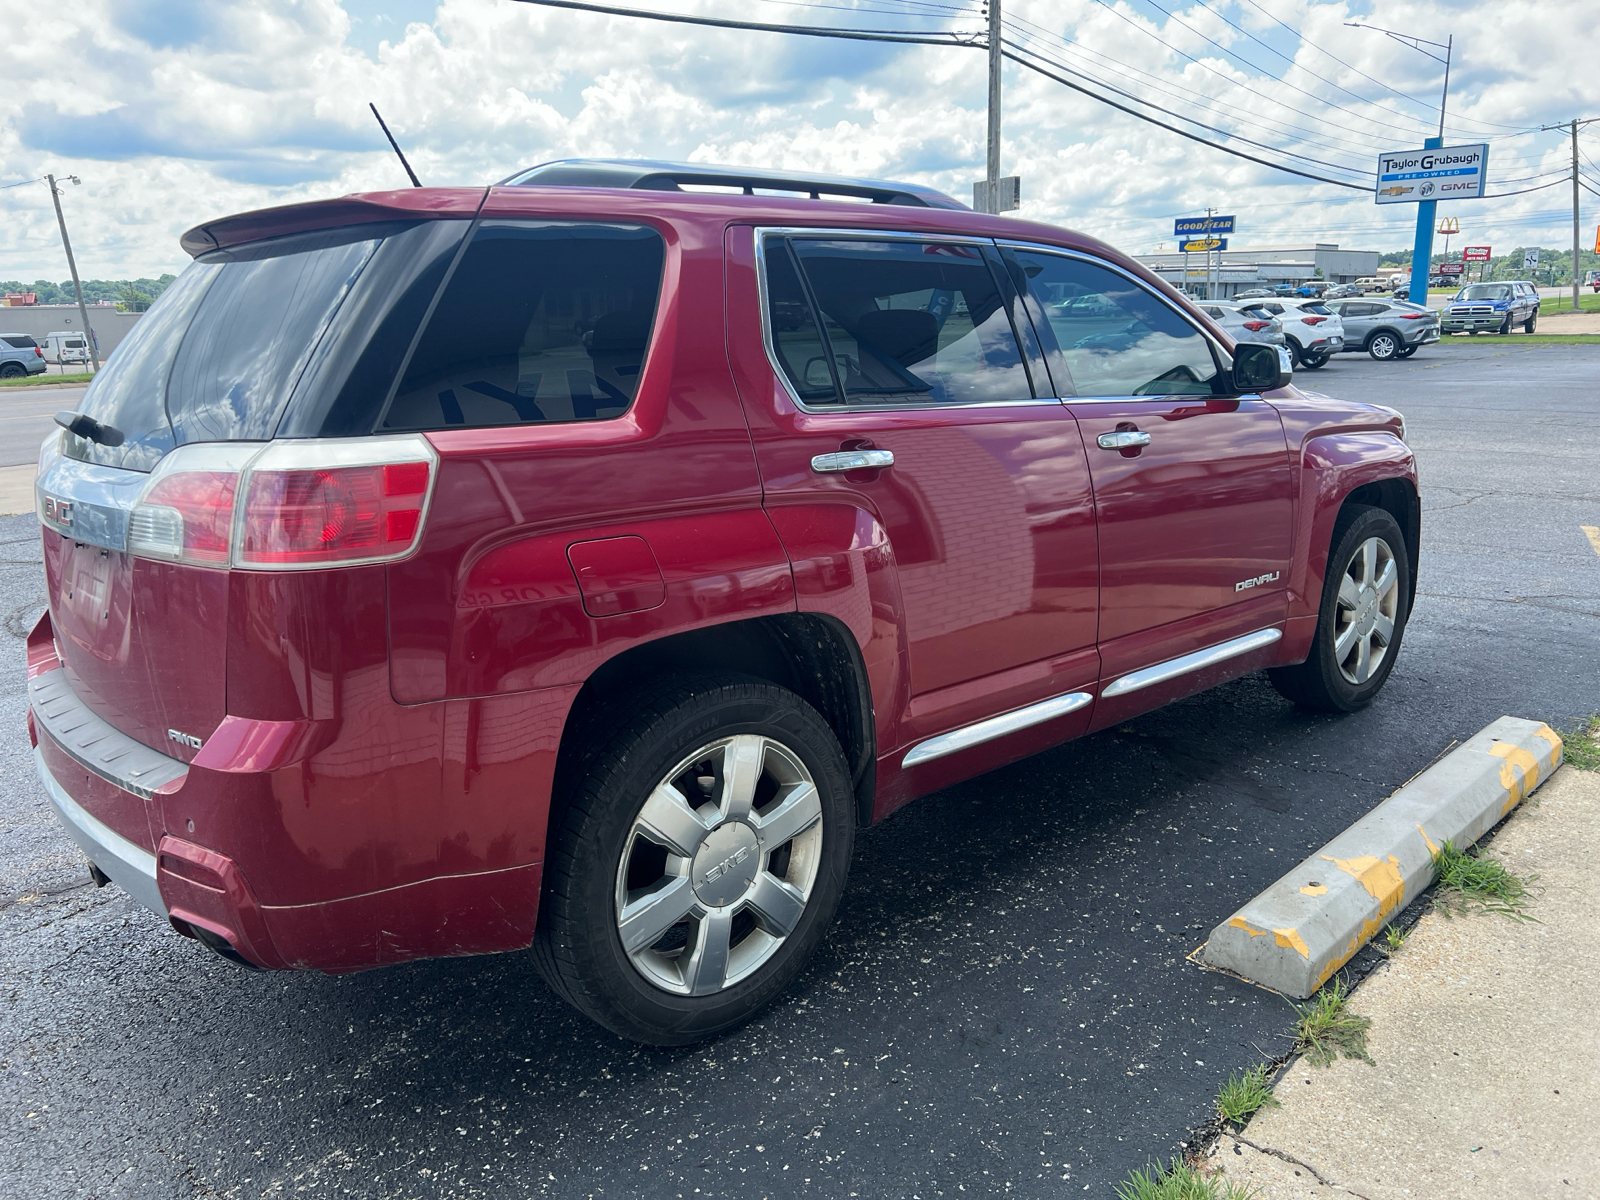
[{"left": 369, "top": 103, "right": 422, "bottom": 188}]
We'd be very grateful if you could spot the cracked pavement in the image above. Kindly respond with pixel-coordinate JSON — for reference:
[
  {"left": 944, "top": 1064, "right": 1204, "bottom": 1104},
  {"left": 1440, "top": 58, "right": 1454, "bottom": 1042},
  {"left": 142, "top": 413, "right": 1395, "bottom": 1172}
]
[{"left": 1, "top": 343, "right": 1597, "bottom": 1198}]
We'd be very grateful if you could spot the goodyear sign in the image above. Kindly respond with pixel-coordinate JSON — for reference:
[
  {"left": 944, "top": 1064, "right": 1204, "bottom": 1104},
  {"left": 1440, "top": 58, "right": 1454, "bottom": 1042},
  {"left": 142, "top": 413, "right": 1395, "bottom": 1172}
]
[
  {"left": 1175, "top": 215, "right": 1235, "bottom": 236},
  {"left": 1375, "top": 144, "right": 1488, "bottom": 204},
  {"left": 1180, "top": 237, "right": 1227, "bottom": 252}
]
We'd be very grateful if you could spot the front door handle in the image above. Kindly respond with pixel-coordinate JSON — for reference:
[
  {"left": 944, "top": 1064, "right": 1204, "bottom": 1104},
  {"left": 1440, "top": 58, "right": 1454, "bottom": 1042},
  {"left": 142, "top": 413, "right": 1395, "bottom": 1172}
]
[
  {"left": 1096, "top": 431, "right": 1151, "bottom": 450},
  {"left": 811, "top": 449, "right": 894, "bottom": 473}
]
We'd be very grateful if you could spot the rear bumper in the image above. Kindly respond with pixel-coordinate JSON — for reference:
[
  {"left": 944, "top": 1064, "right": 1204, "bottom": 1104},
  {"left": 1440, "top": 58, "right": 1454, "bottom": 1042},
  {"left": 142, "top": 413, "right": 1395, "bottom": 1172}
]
[{"left": 34, "top": 744, "right": 166, "bottom": 918}]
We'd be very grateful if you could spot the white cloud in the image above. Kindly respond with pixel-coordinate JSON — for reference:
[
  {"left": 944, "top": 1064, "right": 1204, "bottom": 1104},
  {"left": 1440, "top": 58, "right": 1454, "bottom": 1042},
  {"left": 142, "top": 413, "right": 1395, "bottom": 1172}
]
[{"left": 1, "top": 0, "right": 1596, "bottom": 280}]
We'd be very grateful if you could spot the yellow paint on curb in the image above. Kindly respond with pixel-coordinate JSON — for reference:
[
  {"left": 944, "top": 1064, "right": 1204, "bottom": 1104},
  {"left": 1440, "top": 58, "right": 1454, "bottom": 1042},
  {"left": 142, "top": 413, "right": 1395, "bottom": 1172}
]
[
  {"left": 1228, "top": 916, "right": 1311, "bottom": 958},
  {"left": 1582, "top": 525, "right": 1600, "bottom": 556},
  {"left": 1299, "top": 883, "right": 1329, "bottom": 896},
  {"left": 1490, "top": 741, "right": 1542, "bottom": 815},
  {"left": 1416, "top": 824, "right": 1439, "bottom": 856}
]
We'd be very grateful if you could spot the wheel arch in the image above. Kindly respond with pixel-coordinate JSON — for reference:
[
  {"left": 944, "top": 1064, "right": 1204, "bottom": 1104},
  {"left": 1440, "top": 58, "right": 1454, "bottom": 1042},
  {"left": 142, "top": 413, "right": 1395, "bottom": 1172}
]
[
  {"left": 553, "top": 613, "right": 877, "bottom": 831},
  {"left": 1339, "top": 477, "right": 1419, "bottom": 611}
]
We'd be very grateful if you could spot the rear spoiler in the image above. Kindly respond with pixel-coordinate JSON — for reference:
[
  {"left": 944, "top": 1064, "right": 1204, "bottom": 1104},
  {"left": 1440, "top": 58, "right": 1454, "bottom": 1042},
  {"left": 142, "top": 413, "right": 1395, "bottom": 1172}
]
[{"left": 179, "top": 187, "right": 488, "bottom": 258}]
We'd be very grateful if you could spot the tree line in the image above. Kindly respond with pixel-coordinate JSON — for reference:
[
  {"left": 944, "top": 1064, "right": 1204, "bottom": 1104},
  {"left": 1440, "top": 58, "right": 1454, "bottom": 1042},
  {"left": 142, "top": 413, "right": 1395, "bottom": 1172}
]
[{"left": 1, "top": 275, "right": 178, "bottom": 312}]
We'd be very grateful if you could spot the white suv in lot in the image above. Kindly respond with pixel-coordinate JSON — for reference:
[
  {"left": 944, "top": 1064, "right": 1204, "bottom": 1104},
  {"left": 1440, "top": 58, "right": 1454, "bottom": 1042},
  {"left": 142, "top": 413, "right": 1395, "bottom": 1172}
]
[
  {"left": 1197, "top": 302, "right": 1286, "bottom": 348},
  {"left": 1238, "top": 298, "right": 1345, "bottom": 369}
]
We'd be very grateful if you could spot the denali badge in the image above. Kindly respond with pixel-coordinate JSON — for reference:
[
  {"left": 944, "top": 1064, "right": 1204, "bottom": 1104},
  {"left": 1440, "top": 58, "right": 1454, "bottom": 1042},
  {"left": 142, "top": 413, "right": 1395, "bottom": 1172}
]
[
  {"left": 168, "top": 728, "right": 203, "bottom": 750},
  {"left": 1235, "top": 571, "right": 1281, "bottom": 593}
]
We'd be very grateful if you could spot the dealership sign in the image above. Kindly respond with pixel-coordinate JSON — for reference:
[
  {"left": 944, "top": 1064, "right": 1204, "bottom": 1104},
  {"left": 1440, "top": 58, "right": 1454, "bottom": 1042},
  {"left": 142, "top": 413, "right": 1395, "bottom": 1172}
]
[
  {"left": 1374, "top": 144, "right": 1489, "bottom": 204},
  {"left": 1461, "top": 245, "right": 1492, "bottom": 261}
]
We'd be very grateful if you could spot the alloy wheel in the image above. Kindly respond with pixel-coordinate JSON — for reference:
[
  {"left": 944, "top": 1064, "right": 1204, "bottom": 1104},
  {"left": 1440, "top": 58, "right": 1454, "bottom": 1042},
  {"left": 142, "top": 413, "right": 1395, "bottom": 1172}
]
[
  {"left": 615, "top": 734, "right": 824, "bottom": 996},
  {"left": 1333, "top": 537, "right": 1399, "bottom": 685}
]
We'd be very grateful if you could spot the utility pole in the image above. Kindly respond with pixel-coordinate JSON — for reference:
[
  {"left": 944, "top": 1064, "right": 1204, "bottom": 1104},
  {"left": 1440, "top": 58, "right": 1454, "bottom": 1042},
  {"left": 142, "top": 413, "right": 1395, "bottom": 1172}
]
[
  {"left": 1539, "top": 117, "right": 1595, "bottom": 311},
  {"left": 47, "top": 174, "right": 99, "bottom": 373},
  {"left": 985, "top": 0, "right": 1001, "bottom": 215}
]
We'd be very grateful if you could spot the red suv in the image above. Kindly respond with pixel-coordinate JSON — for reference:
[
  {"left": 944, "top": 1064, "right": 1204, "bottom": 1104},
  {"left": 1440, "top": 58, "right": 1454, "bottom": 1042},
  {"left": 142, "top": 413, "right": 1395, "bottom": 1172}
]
[{"left": 28, "top": 161, "right": 1417, "bottom": 1045}]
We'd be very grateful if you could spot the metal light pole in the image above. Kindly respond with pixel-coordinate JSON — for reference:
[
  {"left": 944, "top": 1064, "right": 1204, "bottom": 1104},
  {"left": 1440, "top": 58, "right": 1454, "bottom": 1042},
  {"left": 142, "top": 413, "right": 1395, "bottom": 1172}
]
[
  {"left": 984, "top": 0, "right": 1001, "bottom": 214},
  {"left": 47, "top": 173, "right": 100, "bottom": 373},
  {"left": 1347, "top": 24, "right": 1452, "bottom": 307}
]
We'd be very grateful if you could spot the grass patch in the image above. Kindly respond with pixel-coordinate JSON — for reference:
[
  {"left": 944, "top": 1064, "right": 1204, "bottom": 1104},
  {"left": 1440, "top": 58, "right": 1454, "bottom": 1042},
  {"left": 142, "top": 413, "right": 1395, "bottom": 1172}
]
[
  {"left": 1538, "top": 292, "right": 1600, "bottom": 314},
  {"left": 1215, "top": 1064, "right": 1280, "bottom": 1127},
  {"left": 1561, "top": 715, "right": 1600, "bottom": 772},
  {"left": 1115, "top": 1158, "right": 1257, "bottom": 1200},
  {"left": 0, "top": 371, "right": 95, "bottom": 388},
  {"left": 1381, "top": 923, "right": 1409, "bottom": 953},
  {"left": 1437, "top": 333, "right": 1600, "bottom": 345},
  {"left": 1291, "top": 979, "right": 1373, "bottom": 1067},
  {"left": 1432, "top": 839, "right": 1537, "bottom": 920}
]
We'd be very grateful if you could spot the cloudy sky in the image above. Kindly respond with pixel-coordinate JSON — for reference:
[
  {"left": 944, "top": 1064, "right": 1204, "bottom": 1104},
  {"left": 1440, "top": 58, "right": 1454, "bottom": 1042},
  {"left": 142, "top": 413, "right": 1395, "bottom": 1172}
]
[{"left": 3, "top": 0, "right": 1597, "bottom": 280}]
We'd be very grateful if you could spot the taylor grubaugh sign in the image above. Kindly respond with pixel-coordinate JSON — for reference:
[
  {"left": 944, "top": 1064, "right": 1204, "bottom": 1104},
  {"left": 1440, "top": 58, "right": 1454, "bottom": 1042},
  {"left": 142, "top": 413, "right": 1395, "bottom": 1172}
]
[{"left": 1374, "top": 144, "right": 1489, "bottom": 204}]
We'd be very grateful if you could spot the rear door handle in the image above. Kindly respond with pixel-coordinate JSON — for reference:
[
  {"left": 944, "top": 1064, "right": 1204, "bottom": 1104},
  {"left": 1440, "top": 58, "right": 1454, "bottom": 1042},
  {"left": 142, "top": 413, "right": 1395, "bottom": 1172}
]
[
  {"left": 1096, "top": 431, "right": 1151, "bottom": 450},
  {"left": 811, "top": 449, "right": 894, "bottom": 473}
]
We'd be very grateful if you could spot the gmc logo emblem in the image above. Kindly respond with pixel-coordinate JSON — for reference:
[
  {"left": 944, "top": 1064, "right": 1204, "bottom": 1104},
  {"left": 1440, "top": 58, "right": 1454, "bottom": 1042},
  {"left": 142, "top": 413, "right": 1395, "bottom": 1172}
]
[{"left": 43, "top": 496, "right": 72, "bottom": 527}]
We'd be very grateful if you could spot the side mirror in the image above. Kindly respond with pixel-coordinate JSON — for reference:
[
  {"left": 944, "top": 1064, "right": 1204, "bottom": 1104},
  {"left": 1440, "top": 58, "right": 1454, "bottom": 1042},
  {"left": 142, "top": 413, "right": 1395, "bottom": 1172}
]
[{"left": 1230, "top": 342, "right": 1292, "bottom": 393}]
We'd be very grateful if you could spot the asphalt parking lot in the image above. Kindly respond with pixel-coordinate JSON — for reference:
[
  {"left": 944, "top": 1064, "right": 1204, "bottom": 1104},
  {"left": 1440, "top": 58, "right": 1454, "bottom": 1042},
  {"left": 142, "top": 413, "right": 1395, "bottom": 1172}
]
[{"left": 2, "top": 341, "right": 1597, "bottom": 1199}]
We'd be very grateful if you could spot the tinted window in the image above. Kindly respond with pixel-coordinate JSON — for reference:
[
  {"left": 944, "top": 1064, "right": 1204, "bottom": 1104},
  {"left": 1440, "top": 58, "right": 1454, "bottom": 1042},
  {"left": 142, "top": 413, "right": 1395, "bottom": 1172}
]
[
  {"left": 773, "top": 237, "right": 1030, "bottom": 405},
  {"left": 762, "top": 241, "right": 837, "bottom": 405},
  {"left": 3, "top": 336, "right": 38, "bottom": 348},
  {"left": 64, "top": 261, "right": 218, "bottom": 471},
  {"left": 62, "top": 225, "right": 389, "bottom": 472},
  {"left": 381, "top": 221, "right": 664, "bottom": 431},
  {"left": 168, "top": 227, "right": 380, "bottom": 444},
  {"left": 1011, "top": 250, "right": 1218, "bottom": 397}
]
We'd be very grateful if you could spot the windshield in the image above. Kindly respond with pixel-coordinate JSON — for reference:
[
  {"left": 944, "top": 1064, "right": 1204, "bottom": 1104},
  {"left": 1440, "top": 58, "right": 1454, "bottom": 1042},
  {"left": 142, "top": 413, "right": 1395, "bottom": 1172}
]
[
  {"left": 62, "top": 225, "right": 392, "bottom": 471},
  {"left": 1457, "top": 284, "right": 1512, "bottom": 301}
]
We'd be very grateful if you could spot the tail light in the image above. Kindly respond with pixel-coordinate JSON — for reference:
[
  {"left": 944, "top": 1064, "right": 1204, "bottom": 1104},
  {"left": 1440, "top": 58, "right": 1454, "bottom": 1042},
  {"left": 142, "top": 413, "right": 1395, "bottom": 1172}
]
[
  {"left": 35, "top": 347, "right": 44, "bottom": 358},
  {"left": 1300, "top": 316, "right": 1327, "bottom": 326},
  {"left": 1242, "top": 321, "right": 1271, "bottom": 331},
  {"left": 128, "top": 436, "right": 436, "bottom": 571},
  {"left": 1399, "top": 313, "right": 1428, "bottom": 320}
]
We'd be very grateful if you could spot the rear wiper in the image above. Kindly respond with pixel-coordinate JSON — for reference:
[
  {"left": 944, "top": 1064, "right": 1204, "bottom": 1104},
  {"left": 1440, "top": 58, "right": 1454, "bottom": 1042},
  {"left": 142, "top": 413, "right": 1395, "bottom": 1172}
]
[{"left": 54, "top": 410, "right": 125, "bottom": 448}]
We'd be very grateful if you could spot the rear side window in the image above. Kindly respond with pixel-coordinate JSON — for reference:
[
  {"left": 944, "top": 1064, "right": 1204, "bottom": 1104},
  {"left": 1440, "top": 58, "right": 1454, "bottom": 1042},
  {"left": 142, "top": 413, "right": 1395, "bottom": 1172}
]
[
  {"left": 762, "top": 235, "right": 1031, "bottom": 406},
  {"left": 1010, "top": 249, "right": 1218, "bottom": 397},
  {"left": 3, "top": 336, "right": 37, "bottom": 348},
  {"left": 380, "top": 221, "right": 665, "bottom": 431}
]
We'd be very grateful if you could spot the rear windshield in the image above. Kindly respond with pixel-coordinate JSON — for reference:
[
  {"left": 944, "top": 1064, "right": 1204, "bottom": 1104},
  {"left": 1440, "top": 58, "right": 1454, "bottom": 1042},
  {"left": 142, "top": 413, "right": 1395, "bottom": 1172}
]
[{"left": 64, "top": 225, "right": 389, "bottom": 471}]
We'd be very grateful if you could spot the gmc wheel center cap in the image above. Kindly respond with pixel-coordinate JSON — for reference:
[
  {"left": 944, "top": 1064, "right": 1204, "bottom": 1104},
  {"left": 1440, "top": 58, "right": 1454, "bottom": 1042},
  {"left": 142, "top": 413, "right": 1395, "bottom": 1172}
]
[
  {"left": 1355, "top": 587, "right": 1379, "bottom": 635},
  {"left": 691, "top": 822, "right": 761, "bottom": 908}
]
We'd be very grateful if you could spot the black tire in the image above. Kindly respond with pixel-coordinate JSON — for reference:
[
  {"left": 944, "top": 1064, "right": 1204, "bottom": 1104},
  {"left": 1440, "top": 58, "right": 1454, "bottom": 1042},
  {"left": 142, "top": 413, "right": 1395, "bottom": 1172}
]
[
  {"left": 1300, "top": 351, "right": 1328, "bottom": 369},
  {"left": 1396, "top": 344, "right": 1418, "bottom": 358},
  {"left": 0, "top": 362, "right": 26, "bottom": 379},
  {"left": 1524, "top": 311, "right": 1537, "bottom": 333},
  {"left": 1367, "top": 331, "right": 1401, "bottom": 361},
  {"left": 533, "top": 673, "right": 855, "bottom": 1045},
  {"left": 1499, "top": 314, "right": 1512, "bottom": 336},
  {"left": 1269, "top": 505, "right": 1410, "bottom": 713},
  {"left": 1286, "top": 339, "right": 1306, "bottom": 367}
]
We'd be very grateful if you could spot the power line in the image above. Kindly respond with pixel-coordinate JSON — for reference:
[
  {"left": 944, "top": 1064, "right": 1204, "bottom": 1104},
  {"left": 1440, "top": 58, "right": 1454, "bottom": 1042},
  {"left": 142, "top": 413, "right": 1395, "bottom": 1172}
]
[
  {"left": 509, "top": 0, "right": 985, "bottom": 47},
  {"left": 1226, "top": 0, "right": 1531, "bottom": 134}
]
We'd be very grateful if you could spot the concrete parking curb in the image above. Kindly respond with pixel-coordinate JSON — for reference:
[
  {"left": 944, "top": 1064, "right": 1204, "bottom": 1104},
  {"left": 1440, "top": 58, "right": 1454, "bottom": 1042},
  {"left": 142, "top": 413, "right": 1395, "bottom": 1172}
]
[{"left": 1201, "top": 715, "right": 1564, "bottom": 998}]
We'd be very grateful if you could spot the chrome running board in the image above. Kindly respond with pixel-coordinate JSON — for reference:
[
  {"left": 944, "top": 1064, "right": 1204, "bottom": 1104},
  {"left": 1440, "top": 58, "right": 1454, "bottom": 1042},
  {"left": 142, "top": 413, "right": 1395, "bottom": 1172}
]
[
  {"left": 1101, "top": 627, "right": 1283, "bottom": 699},
  {"left": 902, "top": 691, "right": 1094, "bottom": 768}
]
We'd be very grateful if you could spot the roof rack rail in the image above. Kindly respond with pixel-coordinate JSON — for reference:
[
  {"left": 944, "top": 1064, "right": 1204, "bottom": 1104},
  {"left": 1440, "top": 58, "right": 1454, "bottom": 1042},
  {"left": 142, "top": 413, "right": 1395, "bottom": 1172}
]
[{"left": 497, "top": 158, "right": 968, "bottom": 210}]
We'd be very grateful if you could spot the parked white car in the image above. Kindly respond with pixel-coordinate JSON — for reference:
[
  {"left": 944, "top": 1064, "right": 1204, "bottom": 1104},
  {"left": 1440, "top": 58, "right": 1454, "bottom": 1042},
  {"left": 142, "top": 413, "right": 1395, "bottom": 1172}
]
[
  {"left": 1197, "top": 303, "right": 1286, "bottom": 348},
  {"left": 1235, "top": 298, "right": 1345, "bottom": 369}
]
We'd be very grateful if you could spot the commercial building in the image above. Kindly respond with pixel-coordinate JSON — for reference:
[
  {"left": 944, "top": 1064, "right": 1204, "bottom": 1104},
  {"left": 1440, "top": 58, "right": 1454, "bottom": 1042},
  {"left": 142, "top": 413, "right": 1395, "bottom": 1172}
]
[
  {"left": 1134, "top": 244, "right": 1382, "bottom": 299},
  {"left": 0, "top": 304, "right": 142, "bottom": 357}
]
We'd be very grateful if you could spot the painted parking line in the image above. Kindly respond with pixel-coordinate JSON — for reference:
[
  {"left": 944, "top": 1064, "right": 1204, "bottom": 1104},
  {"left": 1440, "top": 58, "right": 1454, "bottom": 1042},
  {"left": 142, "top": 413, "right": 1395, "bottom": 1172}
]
[{"left": 1582, "top": 525, "right": 1600, "bottom": 556}]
